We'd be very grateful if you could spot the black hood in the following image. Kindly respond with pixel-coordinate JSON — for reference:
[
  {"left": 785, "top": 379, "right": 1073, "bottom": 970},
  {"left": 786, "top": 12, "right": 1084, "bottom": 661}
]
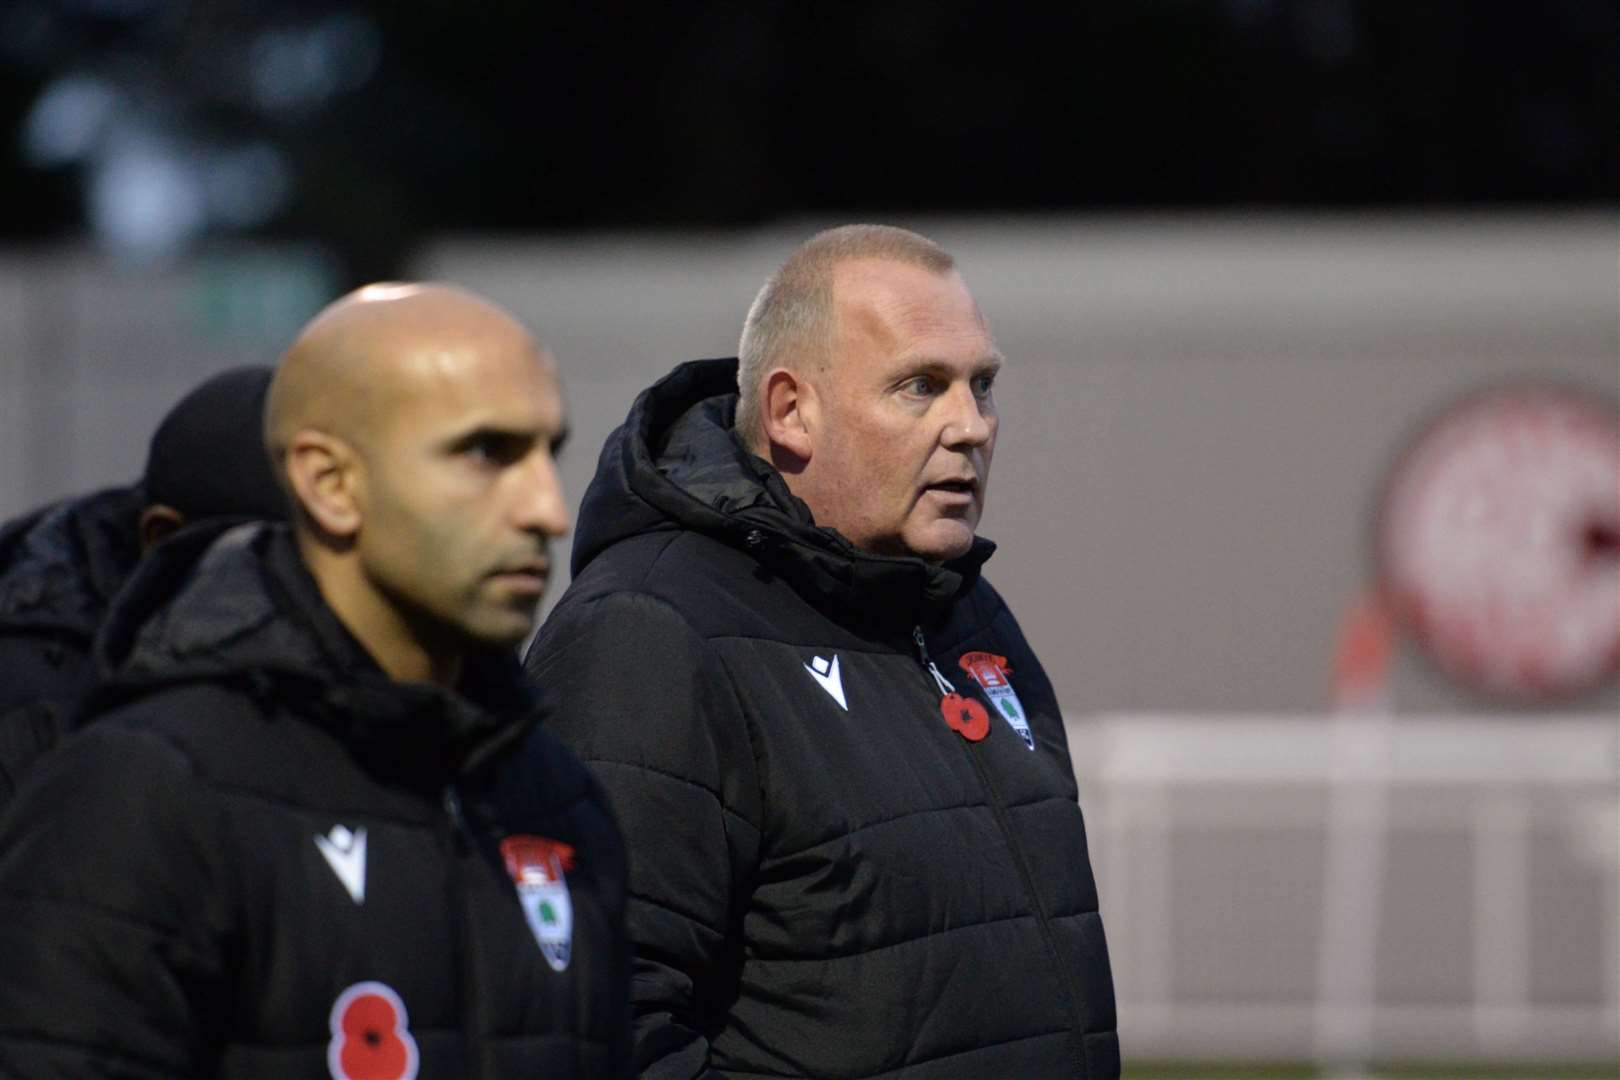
[
  {"left": 0, "top": 486, "right": 145, "bottom": 641},
  {"left": 572, "top": 358, "right": 993, "bottom": 625},
  {"left": 90, "top": 522, "right": 538, "bottom": 783}
]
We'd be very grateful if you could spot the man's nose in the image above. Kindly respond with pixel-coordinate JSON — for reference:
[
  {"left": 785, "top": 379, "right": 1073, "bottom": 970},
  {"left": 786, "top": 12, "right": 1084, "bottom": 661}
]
[
  {"left": 514, "top": 454, "right": 571, "bottom": 539},
  {"left": 941, "top": 382, "right": 993, "bottom": 449}
]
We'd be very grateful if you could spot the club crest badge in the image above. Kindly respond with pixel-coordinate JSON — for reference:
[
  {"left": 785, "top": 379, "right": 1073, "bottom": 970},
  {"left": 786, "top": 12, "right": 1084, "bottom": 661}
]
[
  {"left": 500, "top": 835, "right": 576, "bottom": 972},
  {"left": 959, "top": 651, "right": 1034, "bottom": 750}
]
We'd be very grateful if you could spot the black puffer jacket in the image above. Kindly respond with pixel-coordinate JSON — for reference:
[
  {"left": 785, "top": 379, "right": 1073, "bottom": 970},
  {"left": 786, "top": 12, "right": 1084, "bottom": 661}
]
[
  {"left": 0, "top": 485, "right": 144, "bottom": 805},
  {"left": 525, "top": 359, "right": 1119, "bottom": 1079},
  {"left": 0, "top": 523, "right": 631, "bottom": 1078}
]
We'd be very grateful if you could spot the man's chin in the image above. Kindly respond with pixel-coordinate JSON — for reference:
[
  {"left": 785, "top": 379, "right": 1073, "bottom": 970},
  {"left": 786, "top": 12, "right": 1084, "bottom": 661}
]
[
  {"left": 457, "top": 607, "right": 539, "bottom": 652},
  {"left": 903, "top": 520, "right": 978, "bottom": 564}
]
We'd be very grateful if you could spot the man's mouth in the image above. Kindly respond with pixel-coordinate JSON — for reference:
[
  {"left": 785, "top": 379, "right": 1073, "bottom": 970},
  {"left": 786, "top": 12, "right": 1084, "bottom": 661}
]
[
  {"left": 922, "top": 478, "right": 979, "bottom": 510},
  {"left": 490, "top": 560, "right": 551, "bottom": 593}
]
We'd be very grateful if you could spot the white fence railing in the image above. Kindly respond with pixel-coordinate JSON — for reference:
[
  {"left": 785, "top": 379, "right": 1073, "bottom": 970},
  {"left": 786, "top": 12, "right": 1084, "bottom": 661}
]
[{"left": 1066, "top": 714, "right": 1620, "bottom": 1065}]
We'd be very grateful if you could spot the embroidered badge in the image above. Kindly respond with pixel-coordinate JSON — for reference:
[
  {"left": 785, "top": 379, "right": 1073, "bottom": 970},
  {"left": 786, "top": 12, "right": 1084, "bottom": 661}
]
[
  {"left": 959, "top": 652, "right": 1034, "bottom": 750},
  {"left": 327, "top": 981, "right": 419, "bottom": 1080},
  {"left": 500, "top": 835, "right": 576, "bottom": 972}
]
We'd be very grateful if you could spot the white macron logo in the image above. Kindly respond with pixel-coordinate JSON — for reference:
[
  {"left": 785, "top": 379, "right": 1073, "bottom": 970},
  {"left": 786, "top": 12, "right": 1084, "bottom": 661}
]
[
  {"left": 315, "top": 825, "right": 367, "bottom": 905},
  {"left": 804, "top": 654, "right": 847, "bottom": 711}
]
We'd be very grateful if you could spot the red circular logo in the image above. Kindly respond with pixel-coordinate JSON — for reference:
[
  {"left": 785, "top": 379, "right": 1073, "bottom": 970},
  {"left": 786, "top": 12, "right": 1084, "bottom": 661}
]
[
  {"left": 328, "top": 982, "right": 418, "bottom": 1080},
  {"left": 1378, "top": 384, "right": 1620, "bottom": 700}
]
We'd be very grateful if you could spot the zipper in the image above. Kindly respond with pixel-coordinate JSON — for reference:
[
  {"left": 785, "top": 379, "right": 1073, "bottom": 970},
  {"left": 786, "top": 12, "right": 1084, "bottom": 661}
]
[
  {"left": 443, "top": 785, "right": 479, "bottom": 1076},
  {"left": 911, "top": 625, "right": 1091, "bottom": 1079},
  {"left": 911, "top": 625, "right": 957, "bottom": 697}
]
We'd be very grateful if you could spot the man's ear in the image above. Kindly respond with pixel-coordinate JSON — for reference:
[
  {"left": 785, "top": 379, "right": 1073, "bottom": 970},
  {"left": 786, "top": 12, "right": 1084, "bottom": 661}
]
[
  {"left": 284, "top": 430, "right": 363, "bottom": 540},
  {"left": 137, "top": 505, "right": 186, "bottom": 554},
  {"left": 761, "top": 368, "right": 816, "bottom": 465}
]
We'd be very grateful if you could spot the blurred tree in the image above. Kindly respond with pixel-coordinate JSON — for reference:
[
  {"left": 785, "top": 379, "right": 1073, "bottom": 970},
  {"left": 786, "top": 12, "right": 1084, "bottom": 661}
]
[{"left": 2, "top": 0, "right": 1614, "bottom": 283}]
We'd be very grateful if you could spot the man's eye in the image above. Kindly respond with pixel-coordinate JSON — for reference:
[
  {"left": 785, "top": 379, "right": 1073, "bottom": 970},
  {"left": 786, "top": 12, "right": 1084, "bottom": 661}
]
[
  {"left": 463, "top": 436, "right": 522, "bottom": 467},
  {"left": 904, "top": 376, "right": 934, "bottom": 396},
  {"left": 972, "top": 374, "right": 996, "bottom": 397}
]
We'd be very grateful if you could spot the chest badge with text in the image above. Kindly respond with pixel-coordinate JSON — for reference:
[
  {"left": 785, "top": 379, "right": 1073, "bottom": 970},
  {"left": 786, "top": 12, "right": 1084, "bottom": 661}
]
[
  {"left": 959, "top": 652, "right": 1034, "bottom": 750},
  {"left": 500, "top": 836, "right": 576, "bottom": 972}
]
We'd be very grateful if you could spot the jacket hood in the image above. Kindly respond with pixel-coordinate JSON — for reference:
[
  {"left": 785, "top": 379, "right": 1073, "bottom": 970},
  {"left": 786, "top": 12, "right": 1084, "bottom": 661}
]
[
  {"left": 0, "top": 486, "right": 145, "bottom": 640},
  {"left": 91, "top": 522, "right": 538, "bottom": 782},
  {"left": 572, "top": 358, "right": 993, "bottom": 625}
]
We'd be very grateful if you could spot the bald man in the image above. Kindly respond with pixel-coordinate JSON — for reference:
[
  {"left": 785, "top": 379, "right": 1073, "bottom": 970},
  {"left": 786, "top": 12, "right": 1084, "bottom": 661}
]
[{"left": 0, "top": 284, "right": 631, "bottom": 1078}]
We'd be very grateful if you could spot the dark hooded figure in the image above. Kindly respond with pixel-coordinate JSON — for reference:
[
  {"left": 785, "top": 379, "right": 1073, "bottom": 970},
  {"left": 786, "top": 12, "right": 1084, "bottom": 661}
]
[{"left": 0, "top": 364, "right": 286, "bottom": 804}]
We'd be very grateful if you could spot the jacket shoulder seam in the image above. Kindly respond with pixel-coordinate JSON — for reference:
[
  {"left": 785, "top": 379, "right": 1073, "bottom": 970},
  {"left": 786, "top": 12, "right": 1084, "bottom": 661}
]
[
  {"left": 630, "top": 530, "right": 689, "bottom": 592},
  {"left": 584, "top": 758, "right": 759, "bottom": 835},
  {"left": 627, "top": 886, "right": 728, "bottom": 937}
]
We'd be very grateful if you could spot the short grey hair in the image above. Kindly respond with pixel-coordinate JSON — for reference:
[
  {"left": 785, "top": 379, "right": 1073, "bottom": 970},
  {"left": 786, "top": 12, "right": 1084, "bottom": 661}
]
[{"left": 735, "top": 224, "right": 955, "bottom": 449}]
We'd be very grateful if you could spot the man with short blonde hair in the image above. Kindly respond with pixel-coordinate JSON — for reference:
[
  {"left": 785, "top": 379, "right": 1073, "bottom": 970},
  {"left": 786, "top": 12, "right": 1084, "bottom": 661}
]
[
  {"left": 734, "top": 223, "right": 956, "bottom": 447},
  {"left": 530, "top": 226, "right": 1119, "bottom": 1078}
]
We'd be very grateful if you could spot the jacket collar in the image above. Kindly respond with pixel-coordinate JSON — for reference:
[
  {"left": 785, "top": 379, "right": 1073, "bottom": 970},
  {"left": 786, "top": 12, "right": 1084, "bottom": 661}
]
[
  {"left": 92, "top": 522, "right": 538, "bottom": 785},
  {"left": 0, "top": 486, "right": 145, "bottom": 638}
]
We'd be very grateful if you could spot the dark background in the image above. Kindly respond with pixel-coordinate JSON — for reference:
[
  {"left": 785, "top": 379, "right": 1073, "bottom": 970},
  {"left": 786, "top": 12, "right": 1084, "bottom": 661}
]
[{"left": 2, "top": 0, "right": 1615, "bottom": 284}]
